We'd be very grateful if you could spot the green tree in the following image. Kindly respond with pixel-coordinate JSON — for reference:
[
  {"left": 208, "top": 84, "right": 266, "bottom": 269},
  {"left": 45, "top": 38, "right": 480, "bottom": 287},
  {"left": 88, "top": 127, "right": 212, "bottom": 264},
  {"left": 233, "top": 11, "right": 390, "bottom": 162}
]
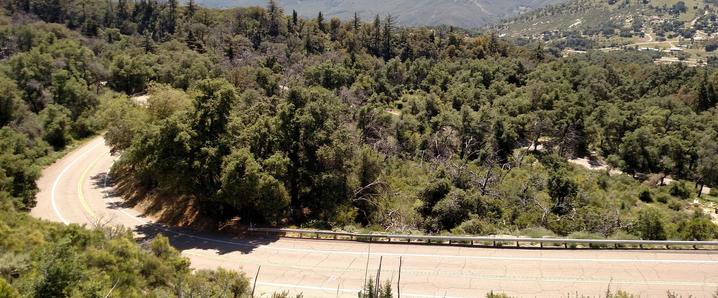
[
  {"left": 620, "top": 126, "right": 659, "bottom": 175},
  {"left": 187, "top": 79, "right": 238, "bottom": 197},
  {"left": 219, "top": 148, "right": 289, "bottom": 223},
  {"left": 635, "top": 208, "right": 667, "bottom": 240},
  {"left": 548, "top": 170, "right": 578, "bottom": 215},
  {"left": 0, "top": 76, "right": 22, "bottom": 127},
  {"left": 676, "top": 213, "right": 718, "bottom": 241},
  {"left": 277, "top": 87, "right": 353, "bottom": 219},
  {"left": 697, "top": 132, "right": 718, "bottom": 195},
  {"left": 39, "top": 104, "right": 72, "bottom": 150},
  {"left": 0, "top": 127, "right": 45, "bottom": 210},
  {"left": 109, "top": 54, "right": 155, "bottom": 94},
  {"left": 383, "top": 14, "right": 394, "bottom": 60},
  {"left": 316, "top": 11, "right": 325, "bottom": 33},
  {"left": 96, "top": 93, "right": 148, "bottom": 153}
]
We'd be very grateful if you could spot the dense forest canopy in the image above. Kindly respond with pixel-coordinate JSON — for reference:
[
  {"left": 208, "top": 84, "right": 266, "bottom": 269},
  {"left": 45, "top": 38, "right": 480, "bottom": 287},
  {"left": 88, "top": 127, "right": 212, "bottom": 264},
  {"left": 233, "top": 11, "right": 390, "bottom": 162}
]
[
  {"left": 0, "top": 0, "right": 717, "bottom": 296},
  {"left": 1, "top": 0, "right": 718, "bottom": 244}
]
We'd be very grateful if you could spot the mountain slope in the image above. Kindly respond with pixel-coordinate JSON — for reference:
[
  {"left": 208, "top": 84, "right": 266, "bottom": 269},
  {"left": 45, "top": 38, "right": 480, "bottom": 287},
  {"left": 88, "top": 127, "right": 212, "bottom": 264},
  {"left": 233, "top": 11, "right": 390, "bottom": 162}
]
[
  {"left": 193, "top": 0, "right": 567, "bottom": 28},
  {"left": 495, "top": 0, "right": 716, "bottom": 38}
]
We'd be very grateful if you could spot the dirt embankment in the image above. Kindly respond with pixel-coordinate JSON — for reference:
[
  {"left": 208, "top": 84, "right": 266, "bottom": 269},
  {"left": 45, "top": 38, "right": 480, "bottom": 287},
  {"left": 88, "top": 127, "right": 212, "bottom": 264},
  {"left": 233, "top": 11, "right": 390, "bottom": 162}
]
[{"left": 110, "top": 166, "right": 245, "bottom": 234}]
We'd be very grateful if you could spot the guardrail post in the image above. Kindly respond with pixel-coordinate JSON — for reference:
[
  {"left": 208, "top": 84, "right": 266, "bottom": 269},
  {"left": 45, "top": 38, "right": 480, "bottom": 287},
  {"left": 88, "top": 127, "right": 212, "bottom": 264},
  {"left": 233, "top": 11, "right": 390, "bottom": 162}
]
[{"left": 245, "top": 228, "right": 718, "bottom": 251}]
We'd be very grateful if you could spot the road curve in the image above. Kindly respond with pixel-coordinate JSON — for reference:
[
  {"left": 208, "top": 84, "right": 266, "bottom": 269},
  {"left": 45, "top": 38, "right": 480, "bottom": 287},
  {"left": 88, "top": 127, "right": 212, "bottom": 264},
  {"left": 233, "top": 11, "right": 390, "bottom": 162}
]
[{"left": 32, "top": 136, "right": 718, "bottom": 297}]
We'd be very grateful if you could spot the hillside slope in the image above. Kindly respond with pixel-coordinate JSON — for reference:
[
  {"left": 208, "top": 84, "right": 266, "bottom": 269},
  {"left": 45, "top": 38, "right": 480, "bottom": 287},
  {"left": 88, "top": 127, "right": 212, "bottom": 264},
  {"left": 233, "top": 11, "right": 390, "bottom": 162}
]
[
  {"left": 495, "top": 0, "right": 717, "bottom": 38},
  {"left": 193, "top": 0, "right": 566, "bottom": 28}
]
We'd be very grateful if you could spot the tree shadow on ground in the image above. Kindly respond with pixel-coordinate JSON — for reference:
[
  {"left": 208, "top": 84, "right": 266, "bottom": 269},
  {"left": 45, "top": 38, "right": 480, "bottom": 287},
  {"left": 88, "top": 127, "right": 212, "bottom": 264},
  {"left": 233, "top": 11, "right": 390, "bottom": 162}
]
[
  {"left": 89, "top": 170, "right": 280, "bottom": 255},
  {"left": 132, "top": 223, "right": 280, "bottom": 255}
]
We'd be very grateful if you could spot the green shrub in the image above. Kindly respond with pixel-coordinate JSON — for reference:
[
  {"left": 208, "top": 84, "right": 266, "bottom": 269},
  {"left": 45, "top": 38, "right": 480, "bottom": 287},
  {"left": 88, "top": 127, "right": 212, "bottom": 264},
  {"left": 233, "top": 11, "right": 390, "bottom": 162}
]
[
  {"left": 0, "top": 277, "right": 20, "bottom": 298},
  {"left": 487, "top": 292, "right": 513, "bottom": 298},
  {"left": 676, "top": 214, "right": 718, "bottom": 241},
  {"left": 358, "top": 277, "right": 392, "bottom": 298},
  {"left": 635, "top": 208, "right": 668, "bottom": 240},
  {"left": 655, "top": 193, "right": 670, "bottom": 204},
  {"left": 519, "top": 227, "right": 557, "bottom": 238},
  {"left": 670, "top": 181, "right": 692, "bottom": 200},
  {"left": 567, "top": 231, "right": 605, "bottom": 248},
  {"left": 638, "top": 189, "right": 653, "bottom": 203},
  {"left": 668, "top": 200, "right": 682, "bottom": 211},
  {"left": 452, "top": 215, "right": 496, "bottom": 235},
  {"left": 608, "top": 230, "right": 640, "bottom": 248}
]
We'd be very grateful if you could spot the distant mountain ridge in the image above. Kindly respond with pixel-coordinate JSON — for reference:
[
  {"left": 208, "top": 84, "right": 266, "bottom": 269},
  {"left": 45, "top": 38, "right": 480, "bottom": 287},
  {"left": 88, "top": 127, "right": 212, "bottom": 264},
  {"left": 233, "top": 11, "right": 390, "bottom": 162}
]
[{"left": 192, "top": 0, "right": 567, "bottom": 28}]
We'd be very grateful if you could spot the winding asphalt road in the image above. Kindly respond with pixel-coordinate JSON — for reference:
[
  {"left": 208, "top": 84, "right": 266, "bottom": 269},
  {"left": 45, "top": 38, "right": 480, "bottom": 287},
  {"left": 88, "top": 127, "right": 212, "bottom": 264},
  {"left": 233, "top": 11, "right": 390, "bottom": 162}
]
[{"left": 31, "top": 136, "right": 718, "bottom": 297}]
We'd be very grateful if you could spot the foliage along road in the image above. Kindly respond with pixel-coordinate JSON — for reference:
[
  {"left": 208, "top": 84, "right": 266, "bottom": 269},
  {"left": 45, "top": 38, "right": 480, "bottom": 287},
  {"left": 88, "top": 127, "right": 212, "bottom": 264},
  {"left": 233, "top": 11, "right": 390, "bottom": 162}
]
[{"left": 31, "top": 136, "right": 718, "bottom": 297}]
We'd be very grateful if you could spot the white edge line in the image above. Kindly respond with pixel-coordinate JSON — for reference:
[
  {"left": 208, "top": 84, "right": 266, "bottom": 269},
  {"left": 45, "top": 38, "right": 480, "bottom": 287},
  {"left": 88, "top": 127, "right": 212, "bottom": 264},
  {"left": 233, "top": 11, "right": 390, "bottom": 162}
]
[
  {"left": 81, "top": 153, "right": 718, "bottom": 266},
  {"left": 112, "top": 206, "right": 718, "bottom": 264},
  {"left": 51, "top": 140, "right": 103, "bottom": 225},
  {"left": 65, "top": 144, "right": 718, "bottom": 296}
]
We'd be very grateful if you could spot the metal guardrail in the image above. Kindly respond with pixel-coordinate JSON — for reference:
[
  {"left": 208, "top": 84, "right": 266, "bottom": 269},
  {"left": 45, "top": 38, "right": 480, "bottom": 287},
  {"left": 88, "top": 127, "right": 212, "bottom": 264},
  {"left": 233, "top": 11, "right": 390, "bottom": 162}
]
[{"left": 249, "top": 227, "right": 718, "bottom": 249}]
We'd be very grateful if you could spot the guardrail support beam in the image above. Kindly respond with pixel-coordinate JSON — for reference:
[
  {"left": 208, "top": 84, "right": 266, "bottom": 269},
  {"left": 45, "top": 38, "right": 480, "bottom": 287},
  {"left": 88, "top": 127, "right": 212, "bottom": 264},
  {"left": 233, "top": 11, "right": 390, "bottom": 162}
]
[{"left": 247, "top": 228, "right": 718, "bottom": 250}]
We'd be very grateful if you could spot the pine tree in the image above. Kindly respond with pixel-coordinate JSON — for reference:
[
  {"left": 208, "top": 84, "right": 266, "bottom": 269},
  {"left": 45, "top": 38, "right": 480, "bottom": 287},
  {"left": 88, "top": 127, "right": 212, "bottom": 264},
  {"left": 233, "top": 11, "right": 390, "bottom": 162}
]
[
  {"left": 317, "top": 11, "right": 325, "bottom": 33},
  {"left": 165, "top": 0, "right": 178, "bottom": 35},
  {"left": 382, "top": 14, "right": 394, "bottom": 60},
  {"left": 353, "top": 12, "right": 360, "bottom": 32},
  {"left": 187, "top": 0, "right": 196, "bottom": 18},
  {"left": 143, "top": 32, "right": 155, "bottom": 53},
  {"left": 117, "top": 0, "right": 129, "bottom": 24},
  {"left": 696, "top": 70, "right": 715, "bottom": 112},
  {"left": 267, "top": 0, "right": 280, "bottom": 37},
  {"left": 371, "top": 14, "right": 381, "bottom": 56},
  {"left": 103, "top": 0, "right": 115, "bottom": 28}
]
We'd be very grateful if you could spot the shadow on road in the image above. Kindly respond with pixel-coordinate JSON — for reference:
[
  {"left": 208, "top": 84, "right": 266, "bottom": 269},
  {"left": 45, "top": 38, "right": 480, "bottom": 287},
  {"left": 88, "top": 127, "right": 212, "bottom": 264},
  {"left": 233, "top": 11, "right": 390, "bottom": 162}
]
[
  {"left": 89, "top": 171, "right": 281, "bottom": 255},
  {"left": 133, "top": 223, "right": 280, "bottom": 255}
]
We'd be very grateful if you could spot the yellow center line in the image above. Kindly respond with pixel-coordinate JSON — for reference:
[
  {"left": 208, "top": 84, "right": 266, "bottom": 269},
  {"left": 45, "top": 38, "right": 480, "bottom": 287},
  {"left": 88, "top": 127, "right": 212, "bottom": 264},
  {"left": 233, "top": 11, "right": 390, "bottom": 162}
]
[{"left": 76, "top": 152, "right": 105, "bottom": 221}]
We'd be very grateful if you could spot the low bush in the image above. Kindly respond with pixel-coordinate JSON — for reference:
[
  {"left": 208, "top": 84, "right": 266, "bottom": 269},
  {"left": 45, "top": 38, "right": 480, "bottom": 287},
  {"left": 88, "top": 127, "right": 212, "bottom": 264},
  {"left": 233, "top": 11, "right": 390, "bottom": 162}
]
[
  {"left": 670, "top": 182, "right": 692, "bottom": 200},
  {"left": 639, "top": 189, "right": 653, "bottom": 203}
]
